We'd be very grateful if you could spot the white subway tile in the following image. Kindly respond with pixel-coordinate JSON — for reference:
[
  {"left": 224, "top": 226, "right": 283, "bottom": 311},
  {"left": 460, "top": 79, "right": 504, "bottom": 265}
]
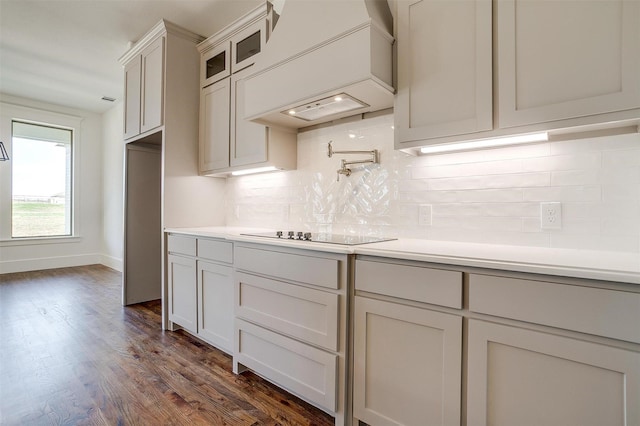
[
  {"left": 602, "top": 184, "right": 640, "bottom": 202},
  {"left": 411, "top": 158, "right": 522, "bottom": 179},
  {"left": 428, "top": 172, "right": 549, "bottom": 191},
  {"left": 523, "top": 186, "right": 601, "bottom": 202},
  {"left": 522, "top": 152, "right": 601, "bottom": 172},
  {"left": 602, "top": 148, "right": 640, "bottom": 168},
  {"left": 551, "top": 169, "right": 601, "bottom": 186}
]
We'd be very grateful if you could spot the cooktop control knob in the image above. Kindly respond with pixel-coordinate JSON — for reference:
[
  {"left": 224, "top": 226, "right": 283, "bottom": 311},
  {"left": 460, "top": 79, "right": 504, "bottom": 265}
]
[
  {"left": 304, "top": 232, "right": 312, "bottom": 241},
  {"left": 297, "top": 231, "right": 304, "bottom": 240},
  {"left": 288, "top": 231, "right": 295, "bottom": 239},
  {"left": 276, "top": 231, "right": 283, "bottom": 238}
]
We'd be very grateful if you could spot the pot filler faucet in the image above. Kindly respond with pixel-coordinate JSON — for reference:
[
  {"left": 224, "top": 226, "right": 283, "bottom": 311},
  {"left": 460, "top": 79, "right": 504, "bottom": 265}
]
[{"left": 328, "top": 141, "right": 379, "bottom": 181}]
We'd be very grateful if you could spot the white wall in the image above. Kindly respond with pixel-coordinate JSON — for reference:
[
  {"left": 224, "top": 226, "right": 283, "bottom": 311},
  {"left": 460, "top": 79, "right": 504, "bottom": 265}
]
[
  {"left": 0, "top": 95, "right": 105, "bottom": 273},
  {"left": 101, "top": 102, "right": 124, "bottom": 271},
  {"left": 226, "top": 113, "right": 640, "bottom": 253}
]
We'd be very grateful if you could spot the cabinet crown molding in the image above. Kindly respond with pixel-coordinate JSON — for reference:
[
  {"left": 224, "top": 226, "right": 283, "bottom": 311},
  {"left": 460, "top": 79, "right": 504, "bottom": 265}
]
[
  {"left": 197, "top": 3, "right": 268, "bottom": 54},
  {"left": 119, "top": 19, "right": 204, "bottom": 65}
]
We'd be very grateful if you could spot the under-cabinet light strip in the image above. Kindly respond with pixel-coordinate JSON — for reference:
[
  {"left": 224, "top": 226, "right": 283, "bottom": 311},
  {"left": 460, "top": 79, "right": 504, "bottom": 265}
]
[
  {"left": 231, "top": 166, "right": 279, "bottom": 176},
  {"left": 420, "top": 132, "right": 549, "bottom": 155}
]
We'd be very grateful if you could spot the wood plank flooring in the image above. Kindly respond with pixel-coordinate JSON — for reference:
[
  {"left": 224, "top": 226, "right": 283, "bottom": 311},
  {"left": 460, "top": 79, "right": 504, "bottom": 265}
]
[{"left": 0, "top": 265, "right": 334, "bottom": 425}]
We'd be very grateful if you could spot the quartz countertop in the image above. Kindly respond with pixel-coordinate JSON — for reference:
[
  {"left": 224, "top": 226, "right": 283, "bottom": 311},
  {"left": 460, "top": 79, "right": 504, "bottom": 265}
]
[{"left": 165, "top": 227, "right": 640, "bottom": 284}]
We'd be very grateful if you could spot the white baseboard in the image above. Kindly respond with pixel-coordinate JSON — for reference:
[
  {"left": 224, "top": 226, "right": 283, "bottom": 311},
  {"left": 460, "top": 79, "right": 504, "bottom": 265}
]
[
  {"left": 0, "top": 254, "right": 103, "bottom": 274},
  {"left": 100, "top": 255, "right": 123, "bottom": 272}
]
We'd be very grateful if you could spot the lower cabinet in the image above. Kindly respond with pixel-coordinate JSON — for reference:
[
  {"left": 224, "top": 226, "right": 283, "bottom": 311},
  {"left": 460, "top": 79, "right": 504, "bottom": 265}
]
[
  {"left": 167, "top": 253, "right": 197, "bottom": 334},
  {"left": 197, "top": 260, "right": 233, "bottom": 353},
  {"left": 166, "top": 233, "right": 234, "bottom": 354},
  {"left": 354, "top": 256, "right": 640, "bottom": 426},
  {"left": 233, "top": 243, "right": 350, "bottom": 426},
  {"left": 353, "top": 297, "right": 462, "bottom": 426},
  {"left": 467, "top": 319, "right": 640, "bottom": 426}
]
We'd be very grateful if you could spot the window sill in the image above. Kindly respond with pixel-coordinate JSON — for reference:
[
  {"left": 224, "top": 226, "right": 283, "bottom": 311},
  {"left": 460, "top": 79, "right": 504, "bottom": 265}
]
[{"left": 0, "top": 236, "right": 82, "bottom": 247}]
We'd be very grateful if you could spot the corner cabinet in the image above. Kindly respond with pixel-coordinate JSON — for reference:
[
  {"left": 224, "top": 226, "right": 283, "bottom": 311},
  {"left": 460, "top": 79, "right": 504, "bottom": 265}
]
[
  {"left": 197, "top": 4, "right": 296, "bottom": 177},
  {"left": 120, "top": 21, "right": 202, "bottom": 142},
  {"left": 394, "top": 0, "right": 640, "bottom": 152}
]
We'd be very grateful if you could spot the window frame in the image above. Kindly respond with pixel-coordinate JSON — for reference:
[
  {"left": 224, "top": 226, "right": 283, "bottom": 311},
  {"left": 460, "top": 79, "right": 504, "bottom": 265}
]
[{"left": 0, "top": 102, "right": 82, "bottom": 244}]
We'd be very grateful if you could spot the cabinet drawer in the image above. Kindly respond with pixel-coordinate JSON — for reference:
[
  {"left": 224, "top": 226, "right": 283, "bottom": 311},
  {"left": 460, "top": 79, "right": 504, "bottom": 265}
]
[
  {"left": 235, "top": 272, "right": 339, "bottom": 351},
  {"left": 235, "top": 319, "right": 337, "bottom": 413},
  {"left": 356, "top": 260, "right": 462, "bottom": 309},
  {"left": 469, "top": 274, "right": 640, "bottom": 344},
  {"left": 235, "top": 246, "right": 340, "bottom": 289},
  {"left": 197, "top": 238, "right": 233, "bottom": 264},
  {"left": 167, "top": 234, "right": 196, "bottom": 256}
]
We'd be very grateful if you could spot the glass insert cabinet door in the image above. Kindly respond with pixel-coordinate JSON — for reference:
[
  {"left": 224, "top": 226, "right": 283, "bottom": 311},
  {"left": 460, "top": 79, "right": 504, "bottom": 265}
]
[{"left": 202, "top": 42, "right": 231, "bottom": 87}]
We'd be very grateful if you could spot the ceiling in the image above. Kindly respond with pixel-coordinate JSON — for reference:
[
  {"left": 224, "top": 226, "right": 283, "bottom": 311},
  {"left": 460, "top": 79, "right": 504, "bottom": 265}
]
[{"left": 0, "top": 0, "right": 262, "bottom": 114}]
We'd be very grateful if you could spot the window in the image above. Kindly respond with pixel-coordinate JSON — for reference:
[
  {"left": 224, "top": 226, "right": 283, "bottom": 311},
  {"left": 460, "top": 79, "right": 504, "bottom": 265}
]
[{"left": 11, "top": 121, "right": 73, "bottom": 238}]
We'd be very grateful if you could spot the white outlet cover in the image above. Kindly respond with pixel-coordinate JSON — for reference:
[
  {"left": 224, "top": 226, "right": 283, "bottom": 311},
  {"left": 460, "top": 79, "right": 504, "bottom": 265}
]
[
  {"left": 540, "top": 202, "right": 562, "bottom": 230},
  {"left": 419, "top": 204, "right": 432, "bottom": 226}
]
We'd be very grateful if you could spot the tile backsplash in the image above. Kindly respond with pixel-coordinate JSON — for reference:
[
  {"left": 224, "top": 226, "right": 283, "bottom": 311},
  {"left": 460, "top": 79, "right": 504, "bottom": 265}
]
[{"left": 226, "top": 113, "right": 640, "bottom": 253}]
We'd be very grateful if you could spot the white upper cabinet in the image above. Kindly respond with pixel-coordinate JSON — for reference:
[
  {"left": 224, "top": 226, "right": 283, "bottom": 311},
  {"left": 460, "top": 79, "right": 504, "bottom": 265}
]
[
  {"left": 120, "top": 21, "right": 203, "bottom": 143},
  {"left": 497, "top": 0, "right": 640, "bottom": 128},
  {"left": 197, "top": 4, "right": 296, "bottom": 176},
  {"left": 123, "top": 55, "right": 142, "bottom": 139},
  {"left": 139, "top": 37, "right": 164, "bottom": 134},
  {"left": 199, "top": 78, "right": 231, "bottom": 171},
  {"left": 122, "top": 36, "right": 164, "bottom": 140},
  {"left": 395, "top": 0, "right": 640, "bottom": 152},
  {"left": 395, "top": 0, "right": 493, "bottom": 146},
  {"left": 230, "top": 66, "right": 268, "bottom": 167}
]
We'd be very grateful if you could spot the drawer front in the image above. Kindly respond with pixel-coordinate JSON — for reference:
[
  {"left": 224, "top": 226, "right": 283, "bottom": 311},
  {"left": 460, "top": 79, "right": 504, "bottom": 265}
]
[
  {"left": 167, "top": 234, "right": 196, "bottom": 256},
  {"left": 235, "top": 319, "right": 337, "bottom": 413},
  {"left": 235, "top": 246, "right": 340, "bottom": 289},
  {"left": 197, "top": 238, "right": 233, "bottom": 264},
  {"left": 356, "top": 260, "right": 463, "bottom": 309},
  {"left": 469, "top": 274, "right": 640, "bottom": 344},
  {"left": 236, "top": 272, "right": 339, "bottom": 351}
]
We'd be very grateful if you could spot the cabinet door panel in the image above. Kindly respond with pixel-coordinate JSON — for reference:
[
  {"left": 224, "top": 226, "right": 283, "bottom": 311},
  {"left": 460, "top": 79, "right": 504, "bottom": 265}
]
[
  {"left": 167, "top": 254, "right": 197, "bottom": 334},
  {"left": 467, "top": 319, "right": 640, "bottom": 426},
  {"left": 230, "top": 67, "right": 267, "bottom": 167},
  {"left": 140, "top": 37, "right": 164, "bottom": 133},
  {"left": 201, "top": 41, "right": 230, "bottom": 88},
  {"left": 497, "top": 0, "right": 640, "bottom": 128},
  {"left": 353, "top": 297, "right": 462, "bottom": 426},
  {"left": 123, "top": 56, "right": 142, "bottom": 139},
  {"left": 198, "top": 261, "right": 233, "bottom": 353},
  {"left": 231, "top": 19, "right": 266, "bottom": 73},
  {"left": 200, "top": 78, "right": 231, "bottom": 172},
  {"left": 396, "top": 0, "right": 492, "bottom": 145}
]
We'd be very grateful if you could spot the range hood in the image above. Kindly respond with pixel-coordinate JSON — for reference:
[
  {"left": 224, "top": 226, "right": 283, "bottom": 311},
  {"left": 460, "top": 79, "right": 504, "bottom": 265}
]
[{"left": 242, "top": 0, "right": 395, "bottom": 129}]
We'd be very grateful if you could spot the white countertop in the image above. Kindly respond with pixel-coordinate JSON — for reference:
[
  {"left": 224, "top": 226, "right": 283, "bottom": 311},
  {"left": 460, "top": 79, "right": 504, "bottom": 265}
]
[{"left": 165, "top": 227, "right": 640, "bottom": 284}]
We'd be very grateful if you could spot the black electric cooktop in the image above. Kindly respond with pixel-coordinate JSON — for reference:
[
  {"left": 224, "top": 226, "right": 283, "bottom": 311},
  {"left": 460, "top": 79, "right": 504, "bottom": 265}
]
[{"left": 241, "top": 231, "right": 397, "bottom": 246}]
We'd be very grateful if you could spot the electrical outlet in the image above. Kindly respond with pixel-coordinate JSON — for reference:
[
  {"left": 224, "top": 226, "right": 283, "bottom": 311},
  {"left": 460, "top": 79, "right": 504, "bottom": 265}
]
[
  {"left": 419, "top": 204, "right": 432, "bottom": 226},
  {"left": 540, "top": 202, "right": 562, "bottom": 230}
]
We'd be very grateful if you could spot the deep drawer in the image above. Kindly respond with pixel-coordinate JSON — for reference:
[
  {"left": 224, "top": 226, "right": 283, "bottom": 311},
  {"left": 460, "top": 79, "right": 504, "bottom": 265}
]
[
  {"left": 197, "top": 238, "right": 233, "bottom": 263},
  {"left": 234, "top": 246, "right": 340, "bottom": 289},
  {"left": 469, "top": 274, "right": 640, "bottom": 344},
  {"left": 235, "top": 271, "right": 339, "bottom": 351},
  {"left": 355, "top": 259, "right": 463, "bottom": 309},
  {"left": 235, "top": 319, "right": 337, "bottom": 413},
  {"left": 167, "top": 234, "right": 196, "bottom": 256}
]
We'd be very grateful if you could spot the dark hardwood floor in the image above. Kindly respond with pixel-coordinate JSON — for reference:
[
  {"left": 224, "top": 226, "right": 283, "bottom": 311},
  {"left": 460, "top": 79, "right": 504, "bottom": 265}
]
[{"left": 0, "top": 265, "right": 334, "bottom": 425}]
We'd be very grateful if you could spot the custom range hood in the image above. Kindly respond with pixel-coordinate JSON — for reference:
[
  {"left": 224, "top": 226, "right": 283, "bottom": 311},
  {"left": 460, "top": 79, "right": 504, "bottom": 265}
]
[{"left": 242, "top": 0, "right": 395, "bottom": 129}]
